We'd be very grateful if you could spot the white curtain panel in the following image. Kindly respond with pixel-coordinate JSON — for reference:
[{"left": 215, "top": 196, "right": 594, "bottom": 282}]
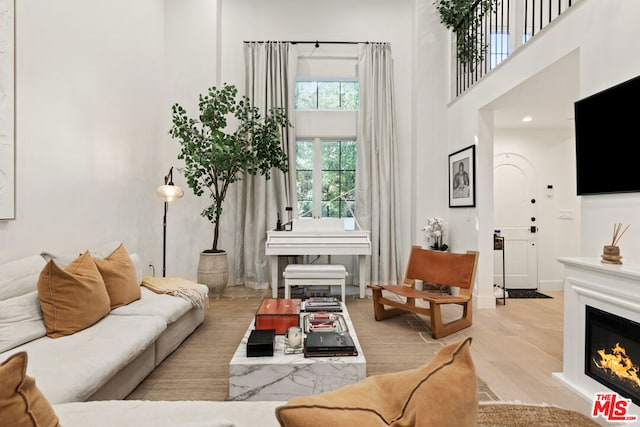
[
  {"left": 356, "top": 42, "right": 402, "bottom": 285},
  {"left": 236, "top": 42, "right": 298, "bottom": 289}
]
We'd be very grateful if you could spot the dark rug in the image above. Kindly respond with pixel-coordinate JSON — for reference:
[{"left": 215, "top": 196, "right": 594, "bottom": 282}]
[{"left": 507, "top": 289, "right": 552, "bottom": 299}]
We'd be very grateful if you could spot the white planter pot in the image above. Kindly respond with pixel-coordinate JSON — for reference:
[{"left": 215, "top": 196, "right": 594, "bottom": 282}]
[{"left": 197, "top": 252, "right": 229, "bottom": 297}]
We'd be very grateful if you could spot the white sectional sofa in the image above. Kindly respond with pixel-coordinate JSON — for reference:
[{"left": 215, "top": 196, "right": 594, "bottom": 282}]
[
  {"left": 0, "top": 243, "right": 206, "bottom": 405},
  {"left": 52, "top": 400, "right": 285, "bottom": 427}
]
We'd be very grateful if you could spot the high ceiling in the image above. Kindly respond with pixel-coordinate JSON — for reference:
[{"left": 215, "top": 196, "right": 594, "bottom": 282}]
[{"left": 489, "top": 53, "right": 580, "bottom": 131}]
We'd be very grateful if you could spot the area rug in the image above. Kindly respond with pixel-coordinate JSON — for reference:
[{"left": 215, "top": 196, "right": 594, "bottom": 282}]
[
  {"left": 507, "top": 289, "right": 552, "bottom": 299},
  {"left": 477, "top": 402, "right": 599, "bottom": 426},
  {"left": 127, "top": 287, "right": 500, "bottom": 402}
]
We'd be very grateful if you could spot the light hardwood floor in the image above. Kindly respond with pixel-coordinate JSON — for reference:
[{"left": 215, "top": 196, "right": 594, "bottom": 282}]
[{"left": 445, "top": 290, "right": 601, "bottom": 422}]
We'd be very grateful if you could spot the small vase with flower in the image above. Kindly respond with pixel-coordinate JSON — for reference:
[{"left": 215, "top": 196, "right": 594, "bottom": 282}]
[
  {"left": 421, "top": 217, "right": 452, "bottom": 294},
  {"left": 421, "top": 217, "right": 449, "bottom": 252}
]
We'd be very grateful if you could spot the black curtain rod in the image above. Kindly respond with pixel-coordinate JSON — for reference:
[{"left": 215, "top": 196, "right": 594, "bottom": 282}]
[{"left": 243, "top": 40, "right": 369, "bottom": 46}]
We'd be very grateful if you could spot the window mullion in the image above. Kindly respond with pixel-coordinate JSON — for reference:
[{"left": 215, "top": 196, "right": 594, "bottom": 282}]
[{"left": 312, "top": 138, "right": 323, "bottom": 219}]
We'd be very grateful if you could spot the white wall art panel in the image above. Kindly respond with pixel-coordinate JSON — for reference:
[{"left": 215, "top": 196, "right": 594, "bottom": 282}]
[{"left": 0, "top": 0, "right": 14, "bottom": 220}]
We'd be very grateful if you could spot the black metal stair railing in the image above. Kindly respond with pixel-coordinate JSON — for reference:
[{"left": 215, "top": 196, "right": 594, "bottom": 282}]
[{"left": 454, "top": 0, "right": 575, "bottom": 96}]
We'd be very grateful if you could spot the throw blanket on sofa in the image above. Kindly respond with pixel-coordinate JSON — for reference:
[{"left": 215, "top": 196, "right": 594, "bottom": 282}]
[{"left": 141, "top": 277, "right": 209, "bottom": 309}]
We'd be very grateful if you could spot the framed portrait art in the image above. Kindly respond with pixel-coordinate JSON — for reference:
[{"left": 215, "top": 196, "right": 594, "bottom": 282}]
[{"left": 448, "top": 145, "right": 475, "bottom": 208}]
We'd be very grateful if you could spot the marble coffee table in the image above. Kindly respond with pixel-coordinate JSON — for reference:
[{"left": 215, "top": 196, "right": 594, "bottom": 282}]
[{"left": 228, "top": 304, "right": 366, "bottom": 401}]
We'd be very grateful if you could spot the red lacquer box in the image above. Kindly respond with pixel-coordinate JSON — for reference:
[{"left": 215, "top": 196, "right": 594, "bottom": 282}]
[{"left": 255, "top": 299, "right": 301, "bottom": 335}]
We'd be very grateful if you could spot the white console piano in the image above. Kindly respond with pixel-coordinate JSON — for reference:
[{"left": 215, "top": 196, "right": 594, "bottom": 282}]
[{"left": 265, "top": 219, "right": 372, "bottom": 298}]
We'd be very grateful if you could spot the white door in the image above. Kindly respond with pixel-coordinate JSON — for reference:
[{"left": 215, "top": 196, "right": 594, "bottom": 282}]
[{"left": 494, "top": 153, "right": 539, "bottom": 289}]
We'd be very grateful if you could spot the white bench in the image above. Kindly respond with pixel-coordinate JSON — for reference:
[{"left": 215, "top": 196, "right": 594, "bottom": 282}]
[{"left": 283, "top": 264, "right": 347, "bottom": 301}]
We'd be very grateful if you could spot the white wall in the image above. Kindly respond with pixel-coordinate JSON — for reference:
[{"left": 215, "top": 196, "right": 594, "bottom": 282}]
[
  {"left": 572, "top": 0, "right": 640, "bottom": 264},
  {"left": 162, "top": 0, "right": 219, "bottom": 279},
  {"left": 440, "top": 0, "right": 640, "bottom": 308},
  {"left": 414, "top": 0, "right": 486, "bottom": 297},
  {"left": 0, "top": 1, "right": 165, "bottom": 268},
  {"left": 494, "top": 129, "right": 581, "bottom": 291},
  {"left": 413, "top": 0, "right": 451, "bottom": 246}
]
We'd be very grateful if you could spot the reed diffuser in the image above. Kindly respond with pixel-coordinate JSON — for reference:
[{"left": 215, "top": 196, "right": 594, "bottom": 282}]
[{"left": 601, "top": 223, "right": 630, "bottom": 264}]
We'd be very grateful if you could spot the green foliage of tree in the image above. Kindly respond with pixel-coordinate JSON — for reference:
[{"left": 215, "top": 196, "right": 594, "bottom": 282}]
[
  {"left": 294, "top": 81, "right": 359, "bottom": 111},
  {"left": 295, "top": 140, "right": 314, "bottom": 170},
  {"left": 341, "top": 141, "right": 356, "bottom": 169},
  {"left": 434, "top": 0, "right": 499, "bottom": 67},
  {"left": 318, "top": 82, "right": 340, "bottom": 109},
  {"left": 295, "top": 139, "right": 356, "bottom": 219},
  {"left": 341, "top": 82, "right": 359, "bottom": 110},
  {"left": 322, "top": 141, "right": 341, "bottom": 170},
  {"left": 169, "top": 83, "right": 291, "bottom": 252},
  {"left": 296, "top": 170, "right": 313, "bottom": 200},
  {"left": 321, "top": 140, "right": 356, "bottom": 218},
  {"left": 298, "top": 201, "right": 313, "bottom": 217},
  {"left": 295, "top": 82, "right": 317, "bottom": 110}
]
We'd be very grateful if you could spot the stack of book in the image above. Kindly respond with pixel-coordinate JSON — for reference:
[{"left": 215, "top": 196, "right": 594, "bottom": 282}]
[
  {"left": 304, "top": 331, "right": 358, "bottom": 357},
  {"left": 301, "top": 297, "right": 342, "bottom": 312}
]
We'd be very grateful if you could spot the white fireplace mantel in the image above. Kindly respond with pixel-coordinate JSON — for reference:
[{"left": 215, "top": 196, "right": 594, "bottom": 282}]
[{"left": 554, "top": 257, "right": 640, "bottom": 410}]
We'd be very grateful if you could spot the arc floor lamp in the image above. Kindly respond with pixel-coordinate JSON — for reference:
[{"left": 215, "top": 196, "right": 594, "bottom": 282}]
[{"left": 156, "top": 167, "right": 183, "bottom": 277}]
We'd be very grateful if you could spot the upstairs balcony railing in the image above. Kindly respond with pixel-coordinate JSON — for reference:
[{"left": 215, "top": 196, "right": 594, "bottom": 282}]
[{"left": 454, "top": 0, "right": 576, "bottom": 96}]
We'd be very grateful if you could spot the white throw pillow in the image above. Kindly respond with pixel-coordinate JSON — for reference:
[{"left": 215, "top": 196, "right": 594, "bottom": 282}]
[
  {"left": 88, "top": 241, "right": 123, "bottom": 259},
  {"left": 41, "top": 242, "right": 142, "bottom": 285},
  {"left": 129, "top": 253, "right": 143, "bottom": 285},
  {"left": 0, "top": 291, "right": 46, "bottom": 352},
  {"left": 39, "top": 251, "right": 77, "bottom": 268},
  {"left": 0, "top": 255, "right": 47, "bottom": 301},
  {"left": 40, "top": 241, "right": 122, "bottom": 267}
]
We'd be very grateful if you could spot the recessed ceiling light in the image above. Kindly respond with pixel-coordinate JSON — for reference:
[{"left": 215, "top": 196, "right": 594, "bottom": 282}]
[{"left": 522, "top": 116, "right": 533, "bottom": 122}]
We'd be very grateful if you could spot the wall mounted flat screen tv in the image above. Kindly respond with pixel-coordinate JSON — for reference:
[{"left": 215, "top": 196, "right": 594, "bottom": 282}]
[{"left": 574, "top": 74, "right": 640, "bottom": 195}]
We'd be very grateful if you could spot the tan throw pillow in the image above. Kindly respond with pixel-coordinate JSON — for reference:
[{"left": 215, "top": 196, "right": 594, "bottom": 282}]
[
  {"left": 93, "top": 244, "right": 141, "bottom": 309},
  {"left": 0, "top": 352, "right": 60, "bottom": 427},
  {"left": 37, "top": 251, "right": 111, "bottom": 338},
  {"left": 276, "top": 337, "right": 477, "bottom": 427}
]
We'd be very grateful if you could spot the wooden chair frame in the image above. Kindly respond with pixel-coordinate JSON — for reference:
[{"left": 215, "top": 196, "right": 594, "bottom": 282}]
[{"left": 368, "top": 246, "right": 479, "bottom": 339}]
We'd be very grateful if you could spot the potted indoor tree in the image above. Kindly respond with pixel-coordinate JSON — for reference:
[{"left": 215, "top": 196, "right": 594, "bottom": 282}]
[{"left": 169, "top": 83, "right": 290, "bottom": 296}]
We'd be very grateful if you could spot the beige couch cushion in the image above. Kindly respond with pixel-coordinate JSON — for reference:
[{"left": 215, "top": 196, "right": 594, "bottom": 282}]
[
  {"left": 0, "top": 352, "right": 60, "bottom": 427},
  {"left": 0, "top": 291, "right": 46, "bottom": 353},
  {"left": 111, "top": 287, "right": 192, "bottom": 324},
  {"left": 93, "top": 244, "right": 141, "bottom": 309},
  {"left": 0, "top": 314, "right": 166, "bottom": 404},
  {"left": 54, "top": 400, "right": 283, "bottom": 427},
  {"left": 37, "top": 252, "right": 111, "bottom": 338},
  {"left": 0, "top": 255, "right": 46, "bottom": 300},
  {"left": 276, "top": 337, "right": 477, "bottom": 427}
]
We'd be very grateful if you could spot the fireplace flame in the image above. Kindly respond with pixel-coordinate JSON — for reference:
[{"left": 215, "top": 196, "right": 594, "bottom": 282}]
[{"left": 594, "top": 342, "right": 640, "bottom": 388}]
